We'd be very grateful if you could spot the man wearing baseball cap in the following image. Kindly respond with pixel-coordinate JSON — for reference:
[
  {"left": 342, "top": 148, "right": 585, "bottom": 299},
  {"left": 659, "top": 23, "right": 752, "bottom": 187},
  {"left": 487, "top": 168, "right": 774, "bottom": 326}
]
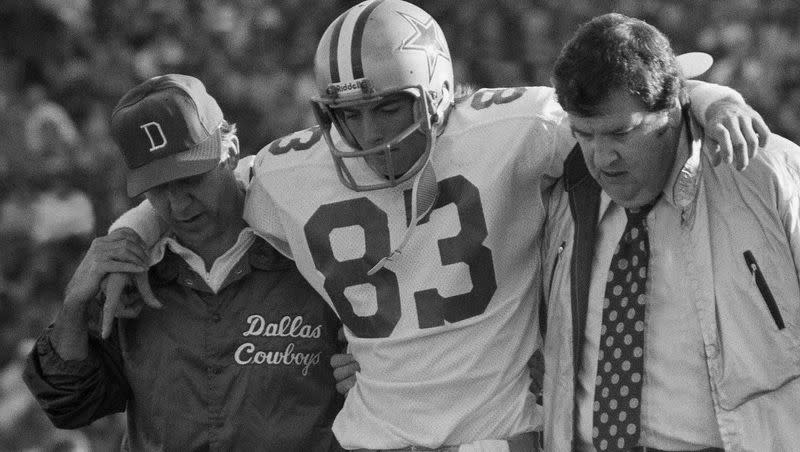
[{"left": 24, "top": 74, "right": 344, "bottom": 451}]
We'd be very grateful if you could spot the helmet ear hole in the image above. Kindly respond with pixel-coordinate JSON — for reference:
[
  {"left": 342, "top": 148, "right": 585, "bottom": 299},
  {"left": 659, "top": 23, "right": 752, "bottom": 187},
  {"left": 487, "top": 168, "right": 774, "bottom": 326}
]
[
  {"left": 440, "top": 80, "right": 452, "bottom": 99},
  {"left": 429, "top": 81, "right": 452, "bottom": 125}
]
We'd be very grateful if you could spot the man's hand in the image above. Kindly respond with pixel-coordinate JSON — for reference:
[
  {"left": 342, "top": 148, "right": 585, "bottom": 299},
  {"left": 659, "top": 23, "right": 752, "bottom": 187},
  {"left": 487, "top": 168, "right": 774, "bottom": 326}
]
[
  {"left": 101, "top": 272, "right": 163, "bottom": 339},
  {"left": 704, "top": 99, "right": 770, "bottom": 171},
  {"left": 53, "top": 229, "right": 152, "bottom": 361},
  {"left": 330, "top": 353, "right": 360, "bottom": 396},
  {"left": 64, "top": 229, "right": 149, "bottom": 311}
]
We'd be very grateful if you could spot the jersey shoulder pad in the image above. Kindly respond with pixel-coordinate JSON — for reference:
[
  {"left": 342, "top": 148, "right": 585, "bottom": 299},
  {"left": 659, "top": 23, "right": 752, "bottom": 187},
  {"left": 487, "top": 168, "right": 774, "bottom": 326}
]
[
  {"left": 264, "top": 126, "right": 325, "bottom": 156},
  {"left": 253, "top": 126, "right": 328, "bottom": 174},
  {"left": 450, "top": 86, "right": 565, "bottom": 132},
  {"left": 455, "top": 86, "right": 565, "bottom": 127},
  {"left": 460, "top": 86, "right": 550, "bottom": 111}
]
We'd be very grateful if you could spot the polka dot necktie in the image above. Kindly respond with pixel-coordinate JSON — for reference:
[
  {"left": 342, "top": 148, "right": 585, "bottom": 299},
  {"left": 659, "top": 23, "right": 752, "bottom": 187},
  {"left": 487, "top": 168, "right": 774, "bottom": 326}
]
[{"left": 593, "top": 203, "right": 655, "bottom": 452}]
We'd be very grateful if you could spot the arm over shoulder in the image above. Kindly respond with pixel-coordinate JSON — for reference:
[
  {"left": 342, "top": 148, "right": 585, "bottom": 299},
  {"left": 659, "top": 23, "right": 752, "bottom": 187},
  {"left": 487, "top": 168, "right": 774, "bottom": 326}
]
[{"left": 108, "top": 200, "right": 167, "bottom": 248}]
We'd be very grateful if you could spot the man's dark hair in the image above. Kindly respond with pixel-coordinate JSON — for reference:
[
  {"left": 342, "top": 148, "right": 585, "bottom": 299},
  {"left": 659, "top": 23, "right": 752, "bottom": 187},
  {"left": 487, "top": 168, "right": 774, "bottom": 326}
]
[{"left": 551, "top": 13, "right": 684, "bottom": 116}]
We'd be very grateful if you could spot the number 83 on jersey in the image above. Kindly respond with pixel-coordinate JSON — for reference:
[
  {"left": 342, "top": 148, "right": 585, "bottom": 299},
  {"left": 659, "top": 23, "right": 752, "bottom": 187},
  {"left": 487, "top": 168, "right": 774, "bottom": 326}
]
[{"left": 304, "top": 175, "right": 498, "bottom": 339}]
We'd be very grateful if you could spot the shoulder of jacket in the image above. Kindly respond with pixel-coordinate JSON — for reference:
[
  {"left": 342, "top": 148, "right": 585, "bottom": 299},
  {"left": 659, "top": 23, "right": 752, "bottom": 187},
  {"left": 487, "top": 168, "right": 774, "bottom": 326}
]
[{"left": 248, "top": 237, "right": 294, "bottom": 271}]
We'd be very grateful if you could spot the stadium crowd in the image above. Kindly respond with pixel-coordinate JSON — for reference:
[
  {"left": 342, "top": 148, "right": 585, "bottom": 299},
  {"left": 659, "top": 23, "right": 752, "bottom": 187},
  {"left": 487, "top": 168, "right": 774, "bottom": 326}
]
[{"left": 1, "top": 0, "right": 798, "bottom": 449}]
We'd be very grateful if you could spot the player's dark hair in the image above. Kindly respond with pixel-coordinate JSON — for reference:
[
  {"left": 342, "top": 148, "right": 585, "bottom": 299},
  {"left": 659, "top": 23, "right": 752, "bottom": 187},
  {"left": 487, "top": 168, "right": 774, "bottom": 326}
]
[{"left": 551, "top": 13, "right": 683, "bottom": 116}]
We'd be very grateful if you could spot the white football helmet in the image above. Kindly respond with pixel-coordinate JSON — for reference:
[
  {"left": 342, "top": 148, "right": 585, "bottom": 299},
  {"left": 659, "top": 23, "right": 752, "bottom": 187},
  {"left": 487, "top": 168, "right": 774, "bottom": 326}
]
[{"left": 311, "top": 0, "right": 454, "bottom": 191}]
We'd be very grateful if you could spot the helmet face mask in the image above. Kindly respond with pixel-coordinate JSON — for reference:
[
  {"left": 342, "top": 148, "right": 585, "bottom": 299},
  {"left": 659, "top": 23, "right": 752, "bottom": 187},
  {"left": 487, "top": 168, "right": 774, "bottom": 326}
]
[
  {"left": 312, "top": 85, "right": 436, "bottom": 190},
  {"left": 312, "top": 0, "right": 453, "bottom": 191}
]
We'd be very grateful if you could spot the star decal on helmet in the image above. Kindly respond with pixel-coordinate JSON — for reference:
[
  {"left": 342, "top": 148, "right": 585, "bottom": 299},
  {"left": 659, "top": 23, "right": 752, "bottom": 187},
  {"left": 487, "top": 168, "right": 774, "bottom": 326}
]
[{"left": 398, "top": 12, "right": 450, "bottom": 83}]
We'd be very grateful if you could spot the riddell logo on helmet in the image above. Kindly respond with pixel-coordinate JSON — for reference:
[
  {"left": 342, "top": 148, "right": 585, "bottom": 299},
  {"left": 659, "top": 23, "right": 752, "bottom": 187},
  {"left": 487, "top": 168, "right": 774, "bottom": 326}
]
[
  {"left": 140, "top": 122, "right": 168, "bottom": 152},
  {"left": 326, "top": 79, "right": 374, "bottom": 98}
]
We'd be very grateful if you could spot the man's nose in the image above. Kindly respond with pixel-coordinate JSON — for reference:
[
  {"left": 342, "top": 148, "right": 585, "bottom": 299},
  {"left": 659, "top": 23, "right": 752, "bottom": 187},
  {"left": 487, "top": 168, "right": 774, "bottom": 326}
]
[
  {"left": 590, "top": 136, "right": 619, "bottom": 168},
  {"left": 165, "top": 184, "right": 192, "bottom": 211}
]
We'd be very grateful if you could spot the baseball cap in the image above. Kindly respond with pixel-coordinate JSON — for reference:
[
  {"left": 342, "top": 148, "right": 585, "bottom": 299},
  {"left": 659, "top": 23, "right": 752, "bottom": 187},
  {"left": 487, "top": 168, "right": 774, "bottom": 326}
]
[{"left": 111, "top": 74, "right": 224, "bottom": 197}]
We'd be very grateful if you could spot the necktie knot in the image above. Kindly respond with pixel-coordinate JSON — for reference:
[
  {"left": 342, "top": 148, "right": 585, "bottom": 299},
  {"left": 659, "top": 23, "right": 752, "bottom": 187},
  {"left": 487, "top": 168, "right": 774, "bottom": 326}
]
[{"left": 624, "top": 197, "right": 658, "bottom": 223}]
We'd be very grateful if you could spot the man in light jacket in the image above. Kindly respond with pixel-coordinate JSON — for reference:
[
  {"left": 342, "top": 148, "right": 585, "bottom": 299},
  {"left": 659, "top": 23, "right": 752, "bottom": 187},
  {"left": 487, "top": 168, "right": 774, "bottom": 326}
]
[{"left": 542, "top": 13, "right": 800, "bottom": 452}]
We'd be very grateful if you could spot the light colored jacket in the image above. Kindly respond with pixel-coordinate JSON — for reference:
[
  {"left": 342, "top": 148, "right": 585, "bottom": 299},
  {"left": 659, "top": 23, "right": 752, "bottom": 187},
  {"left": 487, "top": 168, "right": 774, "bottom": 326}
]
[{"left": 541, "top": 114, "right": 800, "bottom": 451}]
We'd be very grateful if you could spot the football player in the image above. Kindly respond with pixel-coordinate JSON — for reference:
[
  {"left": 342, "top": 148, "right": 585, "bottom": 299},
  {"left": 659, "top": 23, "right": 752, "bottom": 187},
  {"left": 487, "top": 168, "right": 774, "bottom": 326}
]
[{"left": 110, "top": 1, "right": 768, "bottom": 450}]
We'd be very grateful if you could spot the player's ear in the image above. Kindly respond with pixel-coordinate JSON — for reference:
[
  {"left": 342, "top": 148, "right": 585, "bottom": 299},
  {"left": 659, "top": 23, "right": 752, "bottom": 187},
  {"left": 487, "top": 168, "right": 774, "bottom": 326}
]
[
  {"left": 441, "top": 80, "right": 451, "bottom": 101},
  {"left": 222, "top": 135, "right": 240, "bottom": 169},
  {"left": 430, "top": 81, "right": 451, "bottom": 126}
]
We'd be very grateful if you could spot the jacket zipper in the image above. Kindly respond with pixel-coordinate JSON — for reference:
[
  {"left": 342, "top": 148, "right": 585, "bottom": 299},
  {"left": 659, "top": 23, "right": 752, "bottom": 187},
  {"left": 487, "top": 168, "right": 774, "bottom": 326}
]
[
  {"left": 743, "top": 250, "right": 785, "bottom": 330},
  {"left": 539, "top": 241, "right": 565, "bottom": 342},
  {"left": 549, "top": 241, "right": 566, "bottom": 296},
  {"left": 536, "top": 240, "right": 566, "bottom": 407}
]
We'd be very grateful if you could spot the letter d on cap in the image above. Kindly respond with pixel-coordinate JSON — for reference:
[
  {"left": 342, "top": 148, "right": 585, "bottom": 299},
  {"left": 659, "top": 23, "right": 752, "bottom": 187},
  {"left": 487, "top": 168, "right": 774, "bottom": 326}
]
[{"left": 140, "top": 122, "right": 167, "bottom": 152}]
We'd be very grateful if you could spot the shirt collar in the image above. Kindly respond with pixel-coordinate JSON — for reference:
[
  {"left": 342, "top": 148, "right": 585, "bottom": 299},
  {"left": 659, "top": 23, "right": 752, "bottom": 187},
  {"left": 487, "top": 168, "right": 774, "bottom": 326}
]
[{"left": 148, "top": 227, "right": 256, "bottom": 293}]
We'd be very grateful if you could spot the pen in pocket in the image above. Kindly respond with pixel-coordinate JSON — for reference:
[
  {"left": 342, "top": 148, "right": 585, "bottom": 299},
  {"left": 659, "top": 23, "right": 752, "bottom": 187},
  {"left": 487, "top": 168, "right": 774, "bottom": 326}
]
[{"left": 743, "top": 250, "right": 785, "bottom": 330}]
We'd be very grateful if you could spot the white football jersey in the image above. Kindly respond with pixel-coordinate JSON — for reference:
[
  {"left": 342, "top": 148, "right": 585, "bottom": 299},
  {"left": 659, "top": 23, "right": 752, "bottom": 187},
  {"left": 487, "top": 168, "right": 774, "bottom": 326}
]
[{"left": 244, "top": 86, "right": 574, "bottom": 449}]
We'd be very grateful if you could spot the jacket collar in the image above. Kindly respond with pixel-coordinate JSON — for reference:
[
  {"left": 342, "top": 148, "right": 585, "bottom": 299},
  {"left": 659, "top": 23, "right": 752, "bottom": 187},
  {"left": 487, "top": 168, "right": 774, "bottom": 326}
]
[
  {"left": 151, "top": 236, "right": 292, "bottom": 291},
  {"left": 664, "top": 104, "right": 703, "bottom": 227},
  {"left": 563, "top": 142, "right": 595, "bottom": 192},
  {"left": 562, "top": 143, "right": 601, "bottom": 393},
  {"left": 247, "top": 236, "right": 293, "bottom": 271}
]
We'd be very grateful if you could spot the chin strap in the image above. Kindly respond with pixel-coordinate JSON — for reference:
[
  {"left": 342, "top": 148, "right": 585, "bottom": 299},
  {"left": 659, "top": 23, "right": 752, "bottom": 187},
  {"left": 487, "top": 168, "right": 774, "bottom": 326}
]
[{"left": 367, "top": 158, "right": 438, "bottom": 276}]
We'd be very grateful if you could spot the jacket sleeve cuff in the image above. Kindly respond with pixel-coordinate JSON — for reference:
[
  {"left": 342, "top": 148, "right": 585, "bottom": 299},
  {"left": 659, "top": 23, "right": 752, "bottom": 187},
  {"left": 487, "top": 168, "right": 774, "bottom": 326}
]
[{"left": 35, "top": 331, "right": 101, "bottom": 376}]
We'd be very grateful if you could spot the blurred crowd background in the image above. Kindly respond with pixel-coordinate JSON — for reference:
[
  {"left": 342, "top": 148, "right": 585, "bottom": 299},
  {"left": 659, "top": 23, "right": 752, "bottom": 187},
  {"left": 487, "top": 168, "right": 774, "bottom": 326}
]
[{"left": 0, "top": 0, "right": 797, "bottom": 450}]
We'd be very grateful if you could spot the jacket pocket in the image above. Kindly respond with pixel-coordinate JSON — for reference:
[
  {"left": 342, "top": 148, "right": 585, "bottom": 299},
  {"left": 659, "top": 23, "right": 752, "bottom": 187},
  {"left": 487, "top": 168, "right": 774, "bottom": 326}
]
[
  {"left": 743, "top": 250, "right": 785, "bottom": 330},
  {"left": 714, "top": 249, "right": 800, "bottom": 410}
]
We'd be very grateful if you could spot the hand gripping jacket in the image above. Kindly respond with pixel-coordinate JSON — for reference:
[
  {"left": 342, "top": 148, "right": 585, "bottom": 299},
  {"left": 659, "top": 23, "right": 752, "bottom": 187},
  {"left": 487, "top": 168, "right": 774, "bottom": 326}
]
[{"left": 311, "top": 0, "right": 454, "bottom": 191}]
